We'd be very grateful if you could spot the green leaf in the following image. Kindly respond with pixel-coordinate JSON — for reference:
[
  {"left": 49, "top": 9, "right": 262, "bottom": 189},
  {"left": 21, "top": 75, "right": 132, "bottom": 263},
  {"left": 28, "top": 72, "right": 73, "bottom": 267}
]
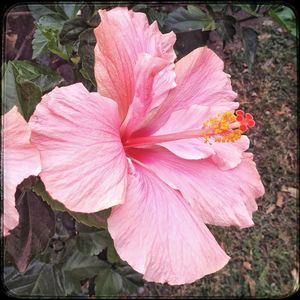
[
  {"left": 18, "top": 81, "right": 42, "bottom": 119},
  {"left": 75, "top": 224, "right": 119, "bottom": 263},
  {"left": 76, "top": 231, "right": 110, "bottom": 256},
  {"left": 4, "top": 260, "right": 65, "bottom": 296},
  {"left": 38, "top": 14, "right": 66, "bottom": 29},
  {"left": 115, "top": 264, "right": 144, "bottom": 293},
  {"left": 62, "top": 248, "right": 108, "bottom": 295},
  {"left": 269, "top": 6, "right": 296, "bottom": 37},
  {"left": 95, "top": 263, "right": 144, "bottom": 296},
  {"left": 165, "top": 5, "right": 216, "bottom": 33},
  {"left": 33, "top": 180, "right": 110, "bottom": 229},
  {"left": 78, "top": 28, "right": 96, "bottom": 86},
  {"left": 207, "top": 4, "right": 228, "bottom": 13},
  {"left": 81, "top": 3, "right": 101, "bottom": 27},
  {"left": 72, "top": 210, "right": 110, "bottom": 229},
  {"left": 5, "top": 189, "right": 55, "bottom": 273},
  {"left": 235, "top": 4, "right": 262, "bottom": 17},
  {"left": 58, "top": 3, "right": 84, "bottom": 19},
  {"left": 29, "top": 4, "right": 89, "bottom": 61},
  {"left": 40, "top": 27, "right": 69, "bottom": 60},
  {"left": 60, "top": 17, "right": 89, "bottom": 44},
  {"left": 32, "top": 27, "right": 49, "bottom": 59},
  {"left": 4, "top": 243, "right": 106, "bottom": 296},
  {"left": 216, "top": 16, "right": 236, "bottom": 42},
  {"left": 2, "top": 62, "right": 22, "bottom": 116},
  {"left": 132, "top": 4, "right": 148, "bottom": 11},
  {"left": 28, "top": 4, "right": 61, "bottom": 21},
  {"left": 241, "top": 27, "right": 258, "bottom": 73},
  {"left": 147, "top": 8, "right": 167, "bottom": 29},
  {"left": 31, "top": 10, "right": 70, "bottom": 60},
  {"left": 2, "top": 60, "right": 63, "bottom": 119},
  {"left": 28, "top": 3, "right": 83, "bottom": 21},
  {"left": 95, "top": 267, "right": 123, "bottom": 296},
  {"left": 107, "top": 245, "right": 121, "bottom": 264},
  {"left": 10, "top": 61, "right": 62, "bottom": 93}
]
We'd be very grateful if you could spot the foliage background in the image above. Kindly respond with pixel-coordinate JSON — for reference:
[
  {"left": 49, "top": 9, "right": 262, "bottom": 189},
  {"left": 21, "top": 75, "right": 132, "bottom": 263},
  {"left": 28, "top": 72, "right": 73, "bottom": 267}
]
[{"left": 2, "top": 2, "right": 298, "bottom": 298}]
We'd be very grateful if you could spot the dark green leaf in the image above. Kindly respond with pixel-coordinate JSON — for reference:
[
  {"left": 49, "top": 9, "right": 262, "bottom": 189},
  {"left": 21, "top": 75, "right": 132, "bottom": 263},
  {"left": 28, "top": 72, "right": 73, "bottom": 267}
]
[
  {"left": 32, "top": 27, "right": 49, "bottom": 59},
  {"left": 60, "top": 17, "right": 89, "bottom": 44},
  {"left": 207, "top": 4, "right": 228, "bottom": 13},
  {"left": 95, "top": 267, "right": 123, "bottom": 296},
  {"left": 40, "top": 27, "right": 69, "bottom": 60},
  {"left": 132, "top": 4, "right": 148, "bottom": 12},
  {"left": 28, "top": 4, "right": 60, "bottom": 21},
  {"left": 18, "top": 81, "right": 42, "bottom": 119},
  {"left": 28, "top": 3, "right": 82, "bottom": 21},
  {"left": 216, "top": 16, "right": 236, "bottom": 42},
  {"left": 81, "top": 3, "right": 95, "bottom": 21},
  {"left": 62, "top": 248, "right": 108, "bottom": 295},
  {"left": 269, "top": 6, "right": 296, "bottom": 37},
  {"left": 115, "top": 264, "right": 144, "bottom": 293},
  {"left": 95, "top": 263, "right": 144, "bottom": 296},
  {"left": 78, "top": 28, "right": 96, "bottom": 86},
  {"left": 165, "top": 5, "right": 216, "bottom": 33},
  {"left": 81, "top": 4, "right": 101, "bottom": 27},
  {"left": 38, "top": 14, "right": 66, "bottom": 29},
  {"left": 2, "top": 62, "right": 22, "bottom": 116},
  {"left": 107, "top": 245, "right": 121, "bottom": 264},
  {"left": 58, "top": 3, "right": 84, "bottom": 19},
  {"left": 29, "top": 3, "right": 91, "bottom": 60},
  {"left": 32, "top": 14, "right": 69, "bottom": 60},
  {"left": 146, "top": 8, "right": 167, "bottom": 29},
  {"left": 76, "top": 231, "right": 110, "bottom": 256},
  {"left": 4, "top": 243, "right": 106, "bottom": 296},
  {"left": 2, "top": 61, "right": 63, "bottom": 119},
  {"left": 11, "top": 61, "right": 62, "bottom": 92},
  {"left": 4, "top": 260, "right": 65, "bottom": 296},
  {"left": 235, "top": 4, "right": 262, "bottom": 17},
  {"left": 5, "top": 189, "right": 55, "bottom": 273},
  {"left": 241, "top": 27, "right": 258, "bottom": 72},
  {"left": 33, "top": 180, "right": 110, "bottom": 229},
  {"left": 73, "top": 210, "right": 110, "bottom": 229}
]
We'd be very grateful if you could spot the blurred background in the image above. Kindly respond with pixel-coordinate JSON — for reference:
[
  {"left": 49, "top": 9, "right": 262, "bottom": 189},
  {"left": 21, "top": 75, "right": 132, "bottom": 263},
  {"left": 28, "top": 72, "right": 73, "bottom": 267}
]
[{"left": 3, "top": 3, "right": 298, "bottom": 298}]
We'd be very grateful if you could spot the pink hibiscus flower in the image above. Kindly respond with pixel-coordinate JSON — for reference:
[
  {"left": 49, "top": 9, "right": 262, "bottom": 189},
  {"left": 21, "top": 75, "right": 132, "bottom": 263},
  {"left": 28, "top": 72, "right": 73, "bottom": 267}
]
[
  {"left": 29, "top": 7, "right": 264, "bottom": 284},
  {"left": 2, "top": 106, "right": 41, "bottom": 236}
]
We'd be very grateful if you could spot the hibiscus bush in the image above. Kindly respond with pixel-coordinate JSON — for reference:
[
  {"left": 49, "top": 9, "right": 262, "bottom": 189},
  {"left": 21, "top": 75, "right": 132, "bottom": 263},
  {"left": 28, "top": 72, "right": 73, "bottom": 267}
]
[{"left": 2, "top": 3, "right": 296, "bottom": 297}]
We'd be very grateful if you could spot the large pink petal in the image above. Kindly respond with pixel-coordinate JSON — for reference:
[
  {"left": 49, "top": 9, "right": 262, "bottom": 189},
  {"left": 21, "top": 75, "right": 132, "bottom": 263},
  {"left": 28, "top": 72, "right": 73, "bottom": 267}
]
[
  {"left": 3, "top": 107, "right": 41, "bottom": 236},
  {"left": 120, "top": 53, "right": 170, "bottom": 139},
  {"left": 128, "top": 146, "right": 265, "bottom": 228},
  {"left": 211, "top": 135, "right": 250, "bottom": 170},
  {"left": 135, "top": 46, "right": 238, "bottom": 136},
  {"left": 153, "top": 104, "right": 211, "bottom": 135},
  {"left": 108, "top": 163, "right": 229, "bottom": 285},
  {"left": 94, "top": 7, "right": 176, "bottom": 119},
  {"left": 158, "top": 139, "right": 214, "bottom": 160},
  {"left": 151, "top": 64, "right": 177, "bottom": 110},
  {"left": 29, "top": 83, "right": 127, "bottom": 213}
]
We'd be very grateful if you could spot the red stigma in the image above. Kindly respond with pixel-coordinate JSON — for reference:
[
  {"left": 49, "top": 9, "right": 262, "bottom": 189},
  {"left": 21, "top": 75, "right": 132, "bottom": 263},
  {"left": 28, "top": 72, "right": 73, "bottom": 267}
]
[
  {"left": 236, "top": 110, "right": 244, "bottom": 117},
  {"left": 235, "top": 110, "right": 255, "bottom": 132},
  {"left": 239, "top": 124, "right": 247, "bottom": 132}
]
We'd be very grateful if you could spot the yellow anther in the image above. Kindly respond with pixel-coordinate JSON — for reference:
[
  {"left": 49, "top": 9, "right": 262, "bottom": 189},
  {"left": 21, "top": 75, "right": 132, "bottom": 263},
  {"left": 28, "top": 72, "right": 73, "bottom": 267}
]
[{"left": 201, "top": 111, "right": 242, "bottom": 143}]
